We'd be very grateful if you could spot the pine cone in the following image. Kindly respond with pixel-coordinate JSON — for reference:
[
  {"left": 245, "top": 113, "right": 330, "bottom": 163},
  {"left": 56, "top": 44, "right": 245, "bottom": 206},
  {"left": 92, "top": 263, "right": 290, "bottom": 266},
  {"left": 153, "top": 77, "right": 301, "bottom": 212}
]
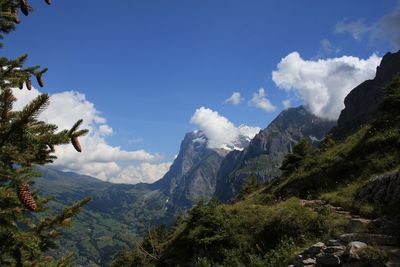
[
  {"left": 18, "top": 82, "right": 23, "bottom": 89},
  {"left": 36, "top": 74, "right": 44, "bottom": 87},
  {"left": 71, "top": 136, "right": 82, "bottom": 152},
  {"left": 45, "top": 0, "right": 51, "bottom": 5},
  {"left": 12, "top": 10, "right": 20, "bottom": 24},
  {"left": 20, "top": 0, "right": 29, "bottom": 16},
  {"left": 48, "top": 144, "right": 55, "bottom": 152},
  {"left": 17, "top": 182, "right": 37, "bottom": 211},
  {"left": 26, "top": 79, "right": 32, "bottom": 90}
]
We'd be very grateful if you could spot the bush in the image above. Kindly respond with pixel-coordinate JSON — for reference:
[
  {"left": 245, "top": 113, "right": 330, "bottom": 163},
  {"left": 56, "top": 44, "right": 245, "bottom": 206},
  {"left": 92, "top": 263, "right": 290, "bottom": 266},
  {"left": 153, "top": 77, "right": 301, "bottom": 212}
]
[{"left": 358, "top": 246, "right": 389, "bottom": 265}]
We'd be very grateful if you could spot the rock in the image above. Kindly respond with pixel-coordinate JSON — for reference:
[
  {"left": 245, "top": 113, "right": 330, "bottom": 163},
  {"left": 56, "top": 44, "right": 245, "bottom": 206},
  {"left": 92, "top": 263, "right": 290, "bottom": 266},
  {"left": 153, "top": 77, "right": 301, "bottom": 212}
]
[
  {"left": 340, "top": 233, "right": 398, "bottom": 246},
  {"left": 316, "top": 254, "right": 341, "bottom": 266},
  {"left": 305, "top": 242, "right": 325, "bottom": 255},
  {"left": 356, "top": 171, "right": 400, "bottom": 210},
  {"left": 326, "top": 240, "right": 343, "bottom": 247},
  {"left": 345, "top": 241, "right": 367, "bottom": 260},
  {"left": 302, "top": 258, "right": 316, "bottom": 265},
  {"left": 323, "top": 245, "right": 346, "bottom": 257}
]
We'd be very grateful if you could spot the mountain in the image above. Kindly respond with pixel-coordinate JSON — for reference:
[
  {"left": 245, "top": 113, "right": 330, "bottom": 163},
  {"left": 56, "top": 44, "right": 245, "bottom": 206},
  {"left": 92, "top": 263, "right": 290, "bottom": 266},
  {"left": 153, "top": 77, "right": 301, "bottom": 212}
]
[
  {"left": 332, "top": 50, "right": 400, "bottom": 139},
  {"left": 153, "top": 131, "right": 226, "bottom": 210},
  {"left": 215, "top": 106, "right": 336, "bottom": 202},
  {"left": 154, "top": 128, "right": 260, "bottom": 208}
]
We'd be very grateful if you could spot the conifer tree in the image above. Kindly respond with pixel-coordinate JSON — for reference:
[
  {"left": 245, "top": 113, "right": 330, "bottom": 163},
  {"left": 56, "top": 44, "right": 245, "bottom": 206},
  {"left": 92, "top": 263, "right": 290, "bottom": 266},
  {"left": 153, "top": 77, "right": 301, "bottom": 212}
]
[
  {"left": 0, "top": 1, "right": 90, "bottom": 265},
  {"left": 280, "top": 138, "right": 314, "bottom": 175}
]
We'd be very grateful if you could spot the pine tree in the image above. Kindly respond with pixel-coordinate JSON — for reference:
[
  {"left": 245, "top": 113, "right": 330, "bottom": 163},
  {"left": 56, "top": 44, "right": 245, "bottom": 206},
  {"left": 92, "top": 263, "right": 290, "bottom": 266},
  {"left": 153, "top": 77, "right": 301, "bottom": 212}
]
[
  {"left": 0, "top": 1, "right": 90, "bottom": 266},
  {"left": 280, "top": 138, "right": 314, "bottom": 176}
]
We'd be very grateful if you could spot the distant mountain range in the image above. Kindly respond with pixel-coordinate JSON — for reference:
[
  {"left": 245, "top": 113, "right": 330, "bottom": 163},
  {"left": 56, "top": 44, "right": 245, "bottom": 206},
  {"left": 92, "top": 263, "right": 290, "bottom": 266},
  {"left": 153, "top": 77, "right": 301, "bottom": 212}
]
[{"left": 35, "top": 50, "right": 400, "bottom": 266}]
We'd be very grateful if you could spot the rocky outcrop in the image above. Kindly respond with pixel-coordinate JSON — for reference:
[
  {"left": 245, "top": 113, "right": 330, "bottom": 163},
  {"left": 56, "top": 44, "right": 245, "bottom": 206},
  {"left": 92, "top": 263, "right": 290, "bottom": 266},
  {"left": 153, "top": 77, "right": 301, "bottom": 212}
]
[
  {"left": 153, "top": 131, "right": 226, "bottom": 209},
  {"left": 215, "top": 106, "right": 335, "bottom": 202},
  {"left": 356, "top": 171, "right": 400, "bottom": 212},
  {"left": 332, "top": 50, "right": 400, "bottom": 139}
]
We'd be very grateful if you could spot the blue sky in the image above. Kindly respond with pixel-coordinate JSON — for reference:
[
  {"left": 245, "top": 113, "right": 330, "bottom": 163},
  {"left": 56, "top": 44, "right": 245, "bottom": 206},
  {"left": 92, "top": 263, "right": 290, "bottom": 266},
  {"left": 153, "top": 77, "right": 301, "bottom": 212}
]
[{"left": 5, "top": 0, "right": 400, "bottom": 183}]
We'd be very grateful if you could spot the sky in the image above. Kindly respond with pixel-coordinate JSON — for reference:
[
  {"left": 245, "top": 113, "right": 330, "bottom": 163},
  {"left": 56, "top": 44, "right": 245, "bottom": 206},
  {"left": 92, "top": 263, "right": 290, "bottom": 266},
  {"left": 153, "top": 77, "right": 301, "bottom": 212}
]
[{"left": 4, "top": 0, "right": 400, "bottom": 184}]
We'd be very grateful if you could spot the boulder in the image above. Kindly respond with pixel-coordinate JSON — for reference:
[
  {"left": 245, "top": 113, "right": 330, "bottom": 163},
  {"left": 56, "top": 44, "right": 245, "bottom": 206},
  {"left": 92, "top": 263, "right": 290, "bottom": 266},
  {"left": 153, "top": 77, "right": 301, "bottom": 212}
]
[
  {"left": 305, "top": 242, "right": 325, "bottom": 255},
  {"left": 345, "top": 241, "right": 367, "bottom": 260},
  {"left": 356, "top": 171, "right": 400, "bottom": 210},
  {"left": 316, "top": 254, "right": 341, "bottom": 266},
  {"left": 302, "top": 258, "right": 316, "bottom": 265},
  {"left": 323, "top": 245, "right": 346, "bottom": 257}
]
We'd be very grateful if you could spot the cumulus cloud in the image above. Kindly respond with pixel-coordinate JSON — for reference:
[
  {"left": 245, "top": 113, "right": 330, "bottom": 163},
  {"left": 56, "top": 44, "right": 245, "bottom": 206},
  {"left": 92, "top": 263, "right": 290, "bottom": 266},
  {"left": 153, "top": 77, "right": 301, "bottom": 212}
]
[
  {"left": 335, "top": 4, "right": 400, "bottom": 49},
  {"left": 272, "top": 52, "right": 381, "bottom": 119},
  {"left": 190, "top": 107, "right": 260, "bottom": 149},
  {"left": 108, "top": 162, "right": 172, "bottom": 184},
  {"left": 282, "top": 99, "right": 291, "bottom": 109},
  {"left": 12, "top": 86, "right": 170, "bottom": 184},
  {"left": 249, "top": 88, "right": 276, "bottom": 112},
  {"left": 225, "top": 92, "right": 243, "bottom": 105}
]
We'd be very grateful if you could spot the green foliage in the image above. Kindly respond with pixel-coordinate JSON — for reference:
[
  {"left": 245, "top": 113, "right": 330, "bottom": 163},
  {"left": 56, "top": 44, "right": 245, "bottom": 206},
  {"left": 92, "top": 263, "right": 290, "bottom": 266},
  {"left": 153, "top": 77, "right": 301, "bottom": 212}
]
[
  {"left": 0, "top": 1, "right": 90, "bottom": 265},
  {"left": 235, "top": 176, "right": 262, "bottom": 201},
  {"left": 261, "top": 239, "right": 297, "bottom": 267},
  {"left": 358, "top": 246, "right": 389, "bottom": 265},
  {"left": 280, "top": 138, "right": 314, "bottom": 176},
  {"left": 114, "top": 196, "right": 347, "bottom": 266}
]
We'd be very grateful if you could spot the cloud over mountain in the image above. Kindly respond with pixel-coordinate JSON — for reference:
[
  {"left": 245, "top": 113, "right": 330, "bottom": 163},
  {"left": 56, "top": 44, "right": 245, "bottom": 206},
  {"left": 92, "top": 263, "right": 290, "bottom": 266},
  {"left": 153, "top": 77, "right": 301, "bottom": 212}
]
[
  {"left": 190, "top": 107, "right": 260, "bottom": 149},
  {"left": 272, "top": 52, "right": 381, "bottom": 119}
]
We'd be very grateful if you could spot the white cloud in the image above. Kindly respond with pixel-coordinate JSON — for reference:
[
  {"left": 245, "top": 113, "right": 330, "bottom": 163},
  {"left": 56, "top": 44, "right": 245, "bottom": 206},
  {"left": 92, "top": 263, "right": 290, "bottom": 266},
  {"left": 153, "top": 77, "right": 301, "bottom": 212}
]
[
  {"left": 238, "top": 124, "right": 260, "bottom": 139},
  {"left": 272, "top": 52, "right": 381, "bottom": 119},
  {"left": 12, "top": 86, "right": 170, "bottom": 184},
  {"left": 225, "top": 92, "right": 243, "bottom": 105},
  {"left": 190, "top": 107, "right": 260, "bottom": 149},
  {"left": 335, "top": 4, "right": 400, "bottom": 49},
  {"left": 99, "top": 125, "right": 113, "bottom": 136},
  {"left": 108, "top": 162, "right": 172, "bottom": 184},
  {"left": 335, "top": 19, "right": 370, "bottom": 40},
  {"left": 282, "top": 99, "right": 291, "bottom": 109},
  {"left": 249, "top": 88, "right": 277, "bottom": 112}
]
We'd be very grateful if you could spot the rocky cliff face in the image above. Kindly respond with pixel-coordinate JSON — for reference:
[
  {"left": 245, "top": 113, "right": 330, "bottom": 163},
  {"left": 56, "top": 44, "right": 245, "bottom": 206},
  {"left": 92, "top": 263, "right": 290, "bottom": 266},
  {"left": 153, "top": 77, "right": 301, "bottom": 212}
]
[
  {"left": 153, "top": 131, "right": 226, "bottom": 209},
  {"left": 332, "top": 50, "right": 400, "bottom": 139},
  {"left": 356, "top": 171, "right": 400, "bottom": 211},
  {"left": 215, "top": 106, "right": 336, "bottom": 202}
]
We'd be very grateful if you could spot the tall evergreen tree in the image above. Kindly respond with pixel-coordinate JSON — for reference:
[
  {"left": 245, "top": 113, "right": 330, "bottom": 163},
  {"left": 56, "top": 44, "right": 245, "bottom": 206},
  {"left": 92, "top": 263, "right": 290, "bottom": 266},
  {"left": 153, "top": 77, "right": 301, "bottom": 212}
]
[
  {"left": 0, "top": 1, "right": 90, "bottom": 266},
  {"left": 280, "top": 138, "right": 314, "bottom": 176}
]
